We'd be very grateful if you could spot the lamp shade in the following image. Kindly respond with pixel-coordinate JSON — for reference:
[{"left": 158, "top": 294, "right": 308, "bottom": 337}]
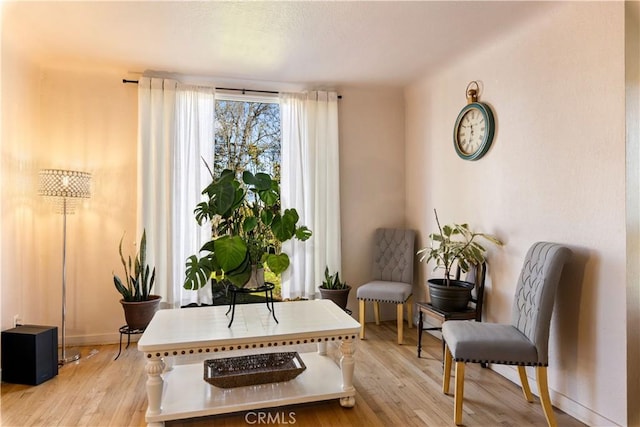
[{"left": 38, "top": 169, "right": 91, "bottom": 199}]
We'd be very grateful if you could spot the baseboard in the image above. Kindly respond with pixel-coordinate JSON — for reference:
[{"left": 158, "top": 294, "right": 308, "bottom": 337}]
[
  {"left": 62, "top": 332, "right": 130, "bottom": 347},
  {"left": 491, "top": 365, "right": 619, "bottom": 427}
]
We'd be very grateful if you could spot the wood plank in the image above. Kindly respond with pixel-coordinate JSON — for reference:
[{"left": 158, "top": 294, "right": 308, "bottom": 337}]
[{"left": 1, "top": 320, "right": 586, "bottom": 427}]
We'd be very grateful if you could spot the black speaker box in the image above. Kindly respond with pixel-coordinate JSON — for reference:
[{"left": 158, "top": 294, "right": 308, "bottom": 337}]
[{"left": 2, "top": 324, "right": 58, "bottom": 385}]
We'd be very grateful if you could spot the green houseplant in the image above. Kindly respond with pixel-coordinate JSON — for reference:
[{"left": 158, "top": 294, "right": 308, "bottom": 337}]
[
  {"left": 318, "top": 267, "right": 351, "bottom": 311},
  {"left": 184, "top": 168, "right": 312, "bottom": 291},
  {"left": 113, "top": 230, "right": 161, "bottom": 330},
  {"left": 417, "top": 209, "right": 502, "bottom": 311}
]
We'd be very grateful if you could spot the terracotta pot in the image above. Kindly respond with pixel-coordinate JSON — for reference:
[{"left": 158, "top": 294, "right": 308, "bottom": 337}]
[
  {"left": 242, "top": 265, "right": 265, "bottom": 289},
  {"left": 427, "top": 279, "right": 474, "bottom": 312},
  {"left": 120, "top": 295, "right": 161, "bottom": 330},
  {"left": 319, "top": 286, "right": 351, "bottom": 311}
]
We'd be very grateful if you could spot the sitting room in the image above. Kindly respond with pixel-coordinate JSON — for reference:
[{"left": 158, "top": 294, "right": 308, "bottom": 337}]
[{"left": 1, "top": 1, "right": 637, "bottom": 426}]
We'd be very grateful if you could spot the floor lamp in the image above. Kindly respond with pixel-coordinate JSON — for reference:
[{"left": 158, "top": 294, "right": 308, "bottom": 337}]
[{"left": 38, "top": 169, "right": 91, "bottom": 365}]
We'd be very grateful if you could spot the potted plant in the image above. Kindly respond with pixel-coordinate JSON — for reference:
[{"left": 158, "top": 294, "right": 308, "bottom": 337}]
[
  {"left": 184, "top": 167, "right": 312, "bottom": 291},
  {"left": 318, "top": 267, "right": 351, "bottom": 311},
  {"left": 113, "top": 230, "right": 161, "bottom": 330},
  {"left": 417, "top": 209, "right": 502, "bottom": 311}
]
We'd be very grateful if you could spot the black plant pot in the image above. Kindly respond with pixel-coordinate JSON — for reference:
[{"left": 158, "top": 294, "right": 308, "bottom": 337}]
[
  {"left": 319, "top": 286, "right": 351, "bottom": 311},
  {"left": 120, "top": 295, "right": 162, "bottom": 330},
  {"left": 427, "top": 279, "right": 474, "bottom": 312}
]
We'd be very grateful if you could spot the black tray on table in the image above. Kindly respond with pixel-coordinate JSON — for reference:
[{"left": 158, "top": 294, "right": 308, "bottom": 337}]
[{"left": 204, "top": 352, "right": 306, "bottom": 388}]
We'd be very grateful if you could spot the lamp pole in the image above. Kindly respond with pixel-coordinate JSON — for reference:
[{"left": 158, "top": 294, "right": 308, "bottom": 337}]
[
  {"left": 38, "top": 169, "right": 91, "bottom": 365},
  {"left": 59, "top": 196, "right": 80, "bottom": 364}
]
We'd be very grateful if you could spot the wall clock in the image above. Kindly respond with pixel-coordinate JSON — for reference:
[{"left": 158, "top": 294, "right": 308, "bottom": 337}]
[{"left": 453, "top": 81, "right": 495, "bottom": 161}]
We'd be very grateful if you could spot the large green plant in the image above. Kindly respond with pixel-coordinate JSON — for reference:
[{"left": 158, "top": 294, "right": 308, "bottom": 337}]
[
  {"left": 417, "top": 209, "right": 502, "bottom": 285},
  {"left": 113, "top": 230, "right": 156, "bottom": 301},
  {"left": 184, "top": 168, "right": 311, "bottom": 290}
]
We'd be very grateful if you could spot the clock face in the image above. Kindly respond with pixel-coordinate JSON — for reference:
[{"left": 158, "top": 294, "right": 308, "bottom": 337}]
[
  {"left": 457, "top": 109, "right": 486, "bottom": 154},
  {"left": 453, "top": 103, "right": 495, "bottom": 161}
]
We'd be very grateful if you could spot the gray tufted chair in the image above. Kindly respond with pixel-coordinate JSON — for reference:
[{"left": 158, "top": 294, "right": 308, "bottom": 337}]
[
  {"left": 357, "top": 228, "right": 416, "bottom": 344},
  {"left": 441, "top": 242, "right": 571, "bottom": 427}
]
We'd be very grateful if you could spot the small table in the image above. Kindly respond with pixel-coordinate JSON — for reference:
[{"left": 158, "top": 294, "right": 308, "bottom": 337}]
[
  {"left": 137, "top": 299, "right": 361, "bottom": 426},
  {"left": 417, "top": 302, "right": 483, "bottom": 366},
  {"left": 115, "top": 325, "right": 145, "bottom": 360},
  {"left": 226, "top": 282, "right": 277, "bottom": 327}
]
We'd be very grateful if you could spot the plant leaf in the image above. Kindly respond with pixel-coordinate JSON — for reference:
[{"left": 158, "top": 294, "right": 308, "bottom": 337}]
[
  {"left": 243, "top": 216, "right": 258, "bottom": 233},
  {"left": 194, "top": 201, "right": 211, "bottom": 225},
  {"left": 266, "top": 253, "right": 290, "bottom": 276},
  {"left": 223, "top": 253, "right": 252, "bottom": 287},
  {"left": 243, "top": 171, "right": 273, "bottom": 191},
  {"left": 184, "top": 255, "right": 212, "bottom": 290},
  {"left": 210, "top": 180, "right": 239, "bottom": 216},
  {"left": 260, "top": 209, "right": 274, "bottom": 226},
  {"left": 256, "top": 187, "right": 278, "bottom": 206},
  {"left": 271, "top": 210, "right": 297, "bottom": 241},
  {"left": 295, "top": 226, "right": 312, "bottom": 241},
  {"left": 214, "top": 236, "right": 248, "bottom": 272},
  {"left": 113, "top": 276, "right": 131, "bottom": 301}
]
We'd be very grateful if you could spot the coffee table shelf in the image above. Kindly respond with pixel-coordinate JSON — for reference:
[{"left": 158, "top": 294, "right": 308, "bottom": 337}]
[{"left": 145, "top": 352, "right": 348, "bottom": 423}]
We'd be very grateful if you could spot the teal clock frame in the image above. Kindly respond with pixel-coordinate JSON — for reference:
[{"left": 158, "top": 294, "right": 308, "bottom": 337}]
[{"left": 453, "top": 102, "right": 495, "bottom": 161}]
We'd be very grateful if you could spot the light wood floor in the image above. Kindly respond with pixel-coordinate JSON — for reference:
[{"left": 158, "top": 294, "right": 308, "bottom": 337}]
[{"left": 1, "top": 320, "right": 586, "bottom": 427}]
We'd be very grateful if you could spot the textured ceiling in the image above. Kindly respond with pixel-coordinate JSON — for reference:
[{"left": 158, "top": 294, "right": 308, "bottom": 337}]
[{"left": 2, "top": 1, "right": 557, "bottom": 88}]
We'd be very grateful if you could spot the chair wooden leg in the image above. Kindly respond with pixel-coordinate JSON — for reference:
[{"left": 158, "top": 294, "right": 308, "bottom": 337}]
[
  {"left": 359, "top": 300, "right": 366, "bottom": 339},
  {"left": 397, "top": 303, "right": 404, "bottom": 344},
  {"left": 443, "top": 344, "right": 452, "bottom": 394},
  {"left": 536, "top": 366, "right": 558, "bottom": 427},
  {"left": 454, "top": 361, "right": 465, "bottom": 425},
  {"left": 517, "top": 366, "right": 534, "bottom": 402},
  {"left": 407, "top": 296, "right": 413, "bottom": 329},
  {"left": 374, "top": 301, "right": 380, "bottom": 325}
]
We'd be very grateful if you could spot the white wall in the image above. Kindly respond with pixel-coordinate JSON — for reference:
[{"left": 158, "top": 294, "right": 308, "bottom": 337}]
[
  {"left": 405, "top": 3, "right": 625, "bottom": 425},
  {"left": 1, "top": 42, "right": 41, "bottom": 336},
  {"left": 35, "top": 67, "right": 138, "bottom": 344},
  {"left": 625, "top": 2, "right": 640, "bottom": 425},
  {"left": 337, "top": 86, "right": 406, "bottom": 317},
  {"left": 1, "top": 39, "right": 139, "bottom": 344}
]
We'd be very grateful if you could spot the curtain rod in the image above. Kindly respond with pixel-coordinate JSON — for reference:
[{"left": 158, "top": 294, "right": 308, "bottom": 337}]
[{"left": 122, "top": 79, "right": 342, "bottom": 99}]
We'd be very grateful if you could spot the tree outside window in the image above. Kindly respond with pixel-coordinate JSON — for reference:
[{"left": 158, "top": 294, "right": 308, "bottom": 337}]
[{"left": 214, "top": 99, "right": 280, "bottom": 181}]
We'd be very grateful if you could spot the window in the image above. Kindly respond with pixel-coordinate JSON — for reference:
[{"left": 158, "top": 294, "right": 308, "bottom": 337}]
[
  {"left": 213, "top": 93, "right": 283, "bottom": 298},
  {"left": 139, "top": 82, "right": 339, "bottom": 306},
  {"left": 213, "top": 94, "right": 281, "bottom": 181}
]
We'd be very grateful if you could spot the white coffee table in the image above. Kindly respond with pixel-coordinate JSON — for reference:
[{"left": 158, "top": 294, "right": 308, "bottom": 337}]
[{"left": 137, "top": 299, "right": 361, "bottom": 426}]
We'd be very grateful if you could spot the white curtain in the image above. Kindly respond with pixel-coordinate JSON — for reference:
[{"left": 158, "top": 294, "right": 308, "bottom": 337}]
[
  {"left": 137, "top": 77, "right": 215, "bottom": 308},
  {"left": 280, "top": 91, "right": 341, "bottom": 299}
]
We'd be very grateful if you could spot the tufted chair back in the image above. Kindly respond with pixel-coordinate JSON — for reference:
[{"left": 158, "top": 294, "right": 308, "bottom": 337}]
[
  {"left": 510, "top": 241, "right": 572, "bottom": 365},
  {"left": 371, "top": 228, "right": 415, "bottom": 285}
]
